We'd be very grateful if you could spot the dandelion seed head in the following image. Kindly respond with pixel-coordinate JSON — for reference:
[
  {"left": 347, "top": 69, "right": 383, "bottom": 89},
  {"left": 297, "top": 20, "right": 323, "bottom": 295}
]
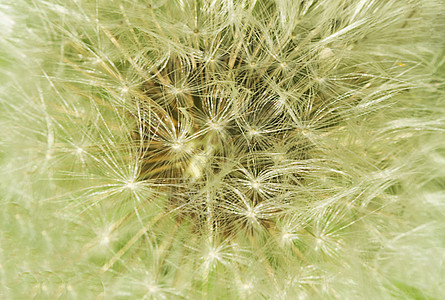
[
  {"left": 169, "top": 87, "right": 183, "bottom": 96},
  {"left": 281, "top": 232, "right": 293, "bottom": 242},
  {"left": 208, "top": 120, "right": 223, "bottom": 132},
  {"left": 247, "top": 128, "right": 261, "bottom": 138},
  {"left": 92, "top": 57, "right": 102, "bottom": 65},
  {"left": 97, "top": 225, "right": 114, "bottom": 246},
  {"left": 99, "top": 234, "right": 110, "bottom": 246},
  {"left": 319, "top": 48, "right": 334, "bottom": 59},
  {"left": 278, "top": 95, "right": 287, "bottom": 105},
  {"left": 120, "top": 86, "right": 129, "bottom": 95},
  {"left": 3, "top": 0, "right": 444, "bottom": 298},
  {"left": 170, "top": 141, "right": 183, "bottom": 151},
  {"left": 147, "top": 283, "right": 158, "bottom": 294},
  {"left": 75, "top": 147, "right": 84, "bottom": 155},
  {"left": 208, "top": 249, "right": 218, "bottom": 260},
  {"left": 249, "top": 179, "right": 261, "bottom": 190},
  {"left": 241, "top": 282, "right": 253, "bottom": 291},
  {"left": 245, "top": 207, "right": 256, "bottom": 220},
  {"left": 124, "top": 180, "right": 136, "bottom": 191}
]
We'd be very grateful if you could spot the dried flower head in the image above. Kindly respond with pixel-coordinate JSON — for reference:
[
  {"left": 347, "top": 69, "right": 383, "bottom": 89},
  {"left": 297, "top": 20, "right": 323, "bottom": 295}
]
[{"left": 1, "top": 0, "right": 444, "bottom": 299}]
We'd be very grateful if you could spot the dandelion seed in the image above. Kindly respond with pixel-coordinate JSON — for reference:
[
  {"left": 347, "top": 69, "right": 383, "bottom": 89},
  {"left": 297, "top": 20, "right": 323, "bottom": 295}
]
[
  {"left": 319, "top": 48, "right": 334, "bottom": 59},
  {"left": 75, "top": 147, "right": 84, "bottom": 155},
  {"left": 147, "top": 284, "right": 158, "bottom": 293},
  {"left": 242, "top": 282, "right": 252, "bottom": 290},
  {"left": 120, "top": 86, "right": 129, "bottom": 95},
  {"left": 250, "top": 180, "right": 260, "bottom": 190},
  {"left": 169, "top": 87, "right": 182, "bottom": 96},
  {"left": 170, "top": 142, "right": 183, "bottom": 151},
  {"left": 92, "top": 57, "right": 102, "bottom": 65},
  {"left": 208, "top": 120, "right": 223, "bottom": 131},
  {"left": 247, "top": 128, "right": 261, "bottom": 138},
  {"left": 99, "top": 234, "right": 110, "bottom": 246},
  {"left": 245, "top": 207, "right": 256, "bottom": 220},
  {"left": 124, "top": 180, "right": 136, "bottom": 191}
]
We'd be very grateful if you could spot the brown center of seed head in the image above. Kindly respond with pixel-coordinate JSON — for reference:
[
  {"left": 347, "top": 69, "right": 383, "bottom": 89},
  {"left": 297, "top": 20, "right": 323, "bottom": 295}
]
[{"left": 132, "top": 52, "right": 307, "bottom": 237}]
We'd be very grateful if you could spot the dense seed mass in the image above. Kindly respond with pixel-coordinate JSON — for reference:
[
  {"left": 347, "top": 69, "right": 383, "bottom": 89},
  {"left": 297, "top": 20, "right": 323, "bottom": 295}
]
[
  {"left": 127, "top": 8, "right": 366, "bottom": 236},
  {"left": 1, "top": 1, "right": 444, "bottom": 299},
  {"left": 134, "top": 49, "right": 314, "bottom": 235}
]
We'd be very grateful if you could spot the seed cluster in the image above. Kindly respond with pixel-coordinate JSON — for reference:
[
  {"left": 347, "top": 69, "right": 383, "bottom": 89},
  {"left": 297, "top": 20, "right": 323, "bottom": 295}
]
[
  {"left": 131, "top": 28, "right": 329, "bottom": 236},
  {"left": 2, "top": 0, "right": 443, "bottom": 298}
]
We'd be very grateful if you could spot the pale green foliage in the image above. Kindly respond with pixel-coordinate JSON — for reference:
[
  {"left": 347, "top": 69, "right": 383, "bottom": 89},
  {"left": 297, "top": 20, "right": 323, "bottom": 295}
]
[{"left": 1, "top": 0, "right": 445, "bottom": 299}]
